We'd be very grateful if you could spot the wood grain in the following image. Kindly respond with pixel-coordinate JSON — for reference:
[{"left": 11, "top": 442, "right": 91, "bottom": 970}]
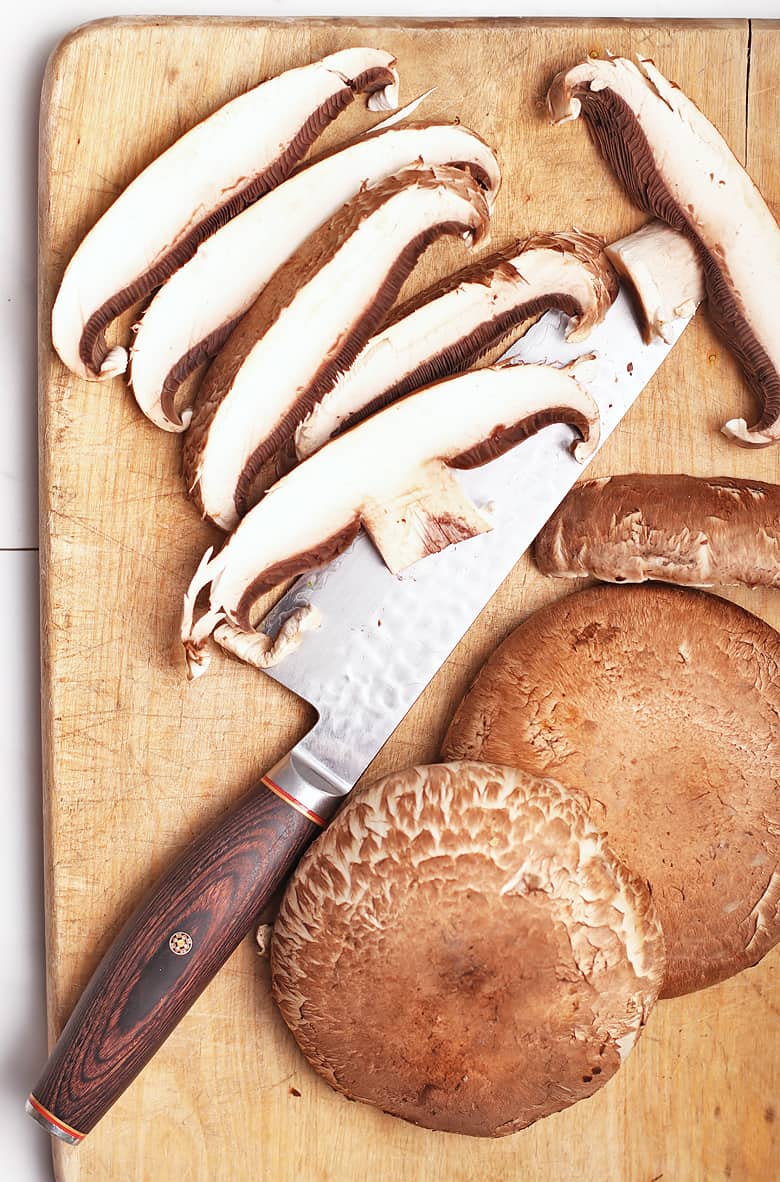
[
  {"left": 39, "top": 17, "right": 779, "bottom": 1182},
  {"left": 31, "top": 784, "right": 319, "bottom": 1138}
]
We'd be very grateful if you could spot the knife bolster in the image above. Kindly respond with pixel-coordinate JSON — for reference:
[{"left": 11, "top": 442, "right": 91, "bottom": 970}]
[{"left": 263, "top": 744, "right": 346, "bottom": 825}]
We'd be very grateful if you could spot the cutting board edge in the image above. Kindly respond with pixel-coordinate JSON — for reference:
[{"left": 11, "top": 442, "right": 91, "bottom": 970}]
[
  {"left": 36, "top": 18, "right": 779, "bottom": 1182},
  {"left": 39, "top": 11, "right": 757, "bottom": 117}
]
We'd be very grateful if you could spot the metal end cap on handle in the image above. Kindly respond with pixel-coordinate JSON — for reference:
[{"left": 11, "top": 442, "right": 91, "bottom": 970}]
[{"left": 26, "top": 1094, "right": 85, "bottom": 1145}]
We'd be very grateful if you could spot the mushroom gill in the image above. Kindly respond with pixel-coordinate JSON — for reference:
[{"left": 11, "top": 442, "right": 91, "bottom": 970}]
[
  {"left": 548, "top": 54, "right": 780, "bottom": 446},
  {"left": 180, "top": 360, "right": 599, "bottom": 679},
  {"left": 294, "top": 230, "right": 617, "bottom": 460},
  {"left": 51, "top": 48, "right": 399, "bottom": 383},
  {"left": 128, "top": 122, "right": 500, "bottom": 432},
  {"left": 182, "top": 165, "right": 493, "bottom": 533}
]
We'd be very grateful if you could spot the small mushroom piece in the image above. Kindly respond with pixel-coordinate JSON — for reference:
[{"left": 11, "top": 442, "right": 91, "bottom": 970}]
[
  {"left": 442, "top": 584, "right": 780, "bottom": 997},
  {"left": 180, "top": 360, "right": 599, "bottom": 678},
  {"left": 213, "top": 604, "right": 321, "bottom": 671},
  {"left": 129, "top": 122, "right": 501, "bottom": 432},
  {"left": 534, "top": 473, "right": 780, "bottom": 588},
  {"left": 271, "top": 762, "right": 666, "bottom": 1137},
  {"left": 51, "top": 48, "right": 399, "bottom": 382},
  {"left": 182, "top": 166, "right": 493, "bottom": 531},
  {"left": 255, "top": 924, "right": 273, "bottom": 958},
  {"left": 604, "top": 221, "right": 705, "bottom": 344},
  {"left": 547, "top": 55, "right": 780, "bottom": 446},
  {"left": 294, "top": 230, "right": 617, "bottom": 460}
]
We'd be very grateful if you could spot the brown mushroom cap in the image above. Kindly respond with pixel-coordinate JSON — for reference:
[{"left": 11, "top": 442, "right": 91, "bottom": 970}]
[
  {"left": 271, "top": 761, "right": 665, "bottom": 1137},
  {"left": 442, "top": 586, "right": 780, "bottom": 998},
  {"left": 534, "top": 473, "right": 780, "bottom": 588}
]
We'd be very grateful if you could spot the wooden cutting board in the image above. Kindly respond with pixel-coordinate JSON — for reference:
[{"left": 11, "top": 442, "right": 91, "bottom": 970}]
[{"left": 39, "top": 17, "right": 779, "bottom": 1182}]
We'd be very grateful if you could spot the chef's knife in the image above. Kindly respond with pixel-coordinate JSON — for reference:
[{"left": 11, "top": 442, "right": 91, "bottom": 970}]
[{"left": 28, "top": 285, "right": 694, "bottom": 1144}]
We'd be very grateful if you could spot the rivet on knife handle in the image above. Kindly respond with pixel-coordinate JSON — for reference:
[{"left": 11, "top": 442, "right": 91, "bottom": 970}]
[{"left": 26, "top": 746, "right": 336, "bottom": 1143}]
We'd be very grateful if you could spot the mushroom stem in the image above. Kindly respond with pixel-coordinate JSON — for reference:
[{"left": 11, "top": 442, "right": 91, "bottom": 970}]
[
  {"left": 604, "top": 221, "right": 705, "bottom": 344},
  {"left": 213, "top": 605, "right": 321, "bottom": 669}
]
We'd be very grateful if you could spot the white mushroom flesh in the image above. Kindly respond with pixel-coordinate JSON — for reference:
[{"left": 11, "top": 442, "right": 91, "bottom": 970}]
[
  {"left": 295, "top": 231, "right": 617, "bottom": 459},
  {"left": 605, "top": 220, "right": 705, "bottom": 344},
  {"left": 183, "top": 166, "right": 492, "bottom": 532},
  {"left": 51, "top": 48, "right": 399, "bottom": 382},
  {"left": 548, "top": 55, "right": 780, "bottom": 445},
  {"left": 180, "top": 361, "right": 599, "bottom": 677},
  {"left": 128, "top": 123, "right": 500, "bottom": 431}
]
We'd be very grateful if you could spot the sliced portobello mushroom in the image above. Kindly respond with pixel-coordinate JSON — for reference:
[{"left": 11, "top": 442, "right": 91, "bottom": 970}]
[
  {"left": 548, "top": 55, "right": 780, "bottom": 446},
  {"left": 51, "top": 48, "right": 399, "bottom": 382},
  {"left": 294, "top": 230, "right": 617, "bottom": 460},
  {"left": 129, "top": 122, "right": 500, "bottom": 432},
  {"left": 442, "top": 584, "right": 780, "bottom": 997},
  {"left": 182, "top": 165, "right": 493, "bottom": 532},
  {"left": 180, "top": 360, "right": 599, "bottom": 678},
  {"left": 604, "top": 220, "right": 705, "bottom": 344},
  {"left": 534, "top": 473, "right": 780, "bottom": 588},
  {"left": 271, "top": 762, "right": 666, "bottom": 1136}
]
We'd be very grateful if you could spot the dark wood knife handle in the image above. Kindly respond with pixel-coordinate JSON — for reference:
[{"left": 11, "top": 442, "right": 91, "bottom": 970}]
[{"left": 27, "top": 778, "right": 322, "bottom": 1142}]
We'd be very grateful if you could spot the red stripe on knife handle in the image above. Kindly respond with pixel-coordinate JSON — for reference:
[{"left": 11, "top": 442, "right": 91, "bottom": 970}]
[
  {"left": 26, "top": 1094, "right": 85, "bottom": 1144},
  {"left": 261, "top": 775, "right": 326, "bottom": 826}
]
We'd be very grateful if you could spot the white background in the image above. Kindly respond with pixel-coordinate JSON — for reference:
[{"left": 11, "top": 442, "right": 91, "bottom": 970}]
[{"left": 5, "top": 2, "right": 777, "bottom": 1178}]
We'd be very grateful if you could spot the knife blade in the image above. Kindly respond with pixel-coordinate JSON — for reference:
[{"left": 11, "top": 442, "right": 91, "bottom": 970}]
[
  {"left": 27, "top": 284, "right": 695, "bottom": 1144},
  {"left": 258, "top": 286, "right": 690, "bottom": 811}
]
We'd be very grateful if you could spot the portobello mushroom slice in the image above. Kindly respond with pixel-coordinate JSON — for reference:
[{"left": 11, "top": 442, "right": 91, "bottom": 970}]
[
  {"left": 604, "top": 221, "right": 705, "bottom": 344},
  {"left": 129, "top": 122, "right": 500, "bottom": 432},
  {"left": 182, "top": 165, "right": 493, "bottom": 532},
  {"left": 294, "top": 230, "right": 617, "bottom": 460},
  {"left": 180, "top": 360, "right": 599, "bottom": 678},
  {"left": 534, "top": 473, "right": 780, "bottom": 588},
  {"left": 548, "top": 55, "right": 780, "bottom": 446},
  {"left": 51, "top": 48, "right": 399, "bottom": 382}
]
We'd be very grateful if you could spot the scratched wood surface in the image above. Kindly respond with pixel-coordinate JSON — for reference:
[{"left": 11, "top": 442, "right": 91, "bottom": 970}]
[{"left": 39, "top": 17, "right": 778, "bottom": 1182}]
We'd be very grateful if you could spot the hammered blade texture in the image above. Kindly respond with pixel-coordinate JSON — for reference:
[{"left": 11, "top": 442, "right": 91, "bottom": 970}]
[{"left": 260, "top": 289, "right": 693, "bottom": 793}]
